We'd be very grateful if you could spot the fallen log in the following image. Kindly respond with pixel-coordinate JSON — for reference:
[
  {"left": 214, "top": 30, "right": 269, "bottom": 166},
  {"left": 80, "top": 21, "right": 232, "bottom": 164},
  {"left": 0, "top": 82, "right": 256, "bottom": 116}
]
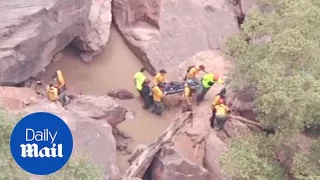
[
  {"left": 128, "top": 145, "right": 147, "bottom": 165},
  {"left": 123, "top": 112, "right": 193, "bottom": 179},
  {"left": 228, "top": 114, "right": 262, "bottom": 128}
]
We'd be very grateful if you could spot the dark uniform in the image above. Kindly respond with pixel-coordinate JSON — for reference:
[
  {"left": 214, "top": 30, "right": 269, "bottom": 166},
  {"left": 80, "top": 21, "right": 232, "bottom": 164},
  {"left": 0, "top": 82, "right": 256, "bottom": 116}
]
[{"left": 141, "top": 83, "right": 153, "bottom": 109}]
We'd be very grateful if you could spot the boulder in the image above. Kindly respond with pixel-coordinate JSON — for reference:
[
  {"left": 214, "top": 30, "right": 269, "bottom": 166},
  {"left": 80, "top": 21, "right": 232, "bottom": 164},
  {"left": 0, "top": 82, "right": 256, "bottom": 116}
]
[
  {"left": 203, "top": 132, "right": 229, "bottom": 180},
  {"left": 108, "top": 89, "right": 134, "bottom": 100},
  {"left": 203, "top": 120, "right": 251, "bottom": 180},
  {"left": 112, "top": 0, "right": 239, "bottom": 74},
  {"left": 0, "top": 0, "right": 112, "bottom": 85},
  {"left": 22, "top": 98, "right": 121, "bottom": 179},
  {"left": 150, "top": 146, "right": 211, "bottom": 180},
  {"left": 78, "top": 49, "right": 103, "bottom": 63},
  {"left": 52, "top": 52, "right": 63, "bottom": 62},
  {"left": 0, "top": 86, "right": 38, "bottom": 110},
  {"left": 72, "top": 0, "right": 112, "bottom": 52},
  {"left": 65, "top": 95, "right": 128, "bottom": 127}
]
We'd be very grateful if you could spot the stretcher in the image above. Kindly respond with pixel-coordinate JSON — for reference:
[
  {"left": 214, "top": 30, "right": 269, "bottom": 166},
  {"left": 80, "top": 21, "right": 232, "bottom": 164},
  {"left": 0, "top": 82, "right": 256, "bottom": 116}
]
[{"left": 161, "top": 81, "right": 200, "bottom": 95}]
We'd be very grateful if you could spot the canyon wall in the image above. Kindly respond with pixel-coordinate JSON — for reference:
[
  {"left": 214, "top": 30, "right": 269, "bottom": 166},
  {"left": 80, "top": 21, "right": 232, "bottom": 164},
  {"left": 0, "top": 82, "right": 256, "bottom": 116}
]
[
  {"left": 113, "top": 0, "right": 239, "bottom": 74},
  {"left": 0, "top": 0, "right": 111, "bottom": 85}
]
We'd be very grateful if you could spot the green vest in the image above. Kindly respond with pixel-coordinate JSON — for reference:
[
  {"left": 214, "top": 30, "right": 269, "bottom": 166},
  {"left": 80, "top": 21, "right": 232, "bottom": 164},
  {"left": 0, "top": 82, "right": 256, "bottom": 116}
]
[
  {"left": 202, "top": 73, "right": 214, "bottom": 88},
  {"left": 134, "top": 72, "right": 146, "bottom": 90}
]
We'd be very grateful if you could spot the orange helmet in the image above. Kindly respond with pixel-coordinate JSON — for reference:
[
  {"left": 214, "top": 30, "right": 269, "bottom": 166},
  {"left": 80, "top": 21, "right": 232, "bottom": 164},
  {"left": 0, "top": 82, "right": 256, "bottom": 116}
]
[
  {"left": 199, "top": 65, "right": 205, "bottom": 70},
  {"left": 219, "top": 98, "right": 225, "bottom": 105},
  {"left": 213, "top": 73, "right": 219, "bottom": 81}
]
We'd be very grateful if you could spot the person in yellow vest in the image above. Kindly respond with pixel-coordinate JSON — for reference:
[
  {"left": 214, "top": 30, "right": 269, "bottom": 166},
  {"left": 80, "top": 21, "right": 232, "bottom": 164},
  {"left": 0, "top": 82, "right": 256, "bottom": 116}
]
[
  {"left": 47, "top": 84, "right": 67, "bottom": 106},
  {"left": 151, "top": 85, "right": 166, "bottom": 115},
  {"left": 134, "top": 68, "right": 147, "bottom": 97},
  {"left": 212, "top": 99, "right": 230, "bottom": 130},
  {"left": 209, "top": 87, "right": 227, "bottom": 124},
  {"left": 197, "top": 72, "right": 224, "bottom": 103},
  {"left": 52, "top": 70, "right": 66, "bottom": 92},
  {"left": 153, "top": 69, "right": 168, "bottom": 88},
  {"left": 181, "top": 81, "right": 193, "bottom": 112},
  {"left": 212, "top": 87, "right": 226, "bottom": 107},
  {"left": 184, "top": 65, "right": 206, "bottom": 80}
]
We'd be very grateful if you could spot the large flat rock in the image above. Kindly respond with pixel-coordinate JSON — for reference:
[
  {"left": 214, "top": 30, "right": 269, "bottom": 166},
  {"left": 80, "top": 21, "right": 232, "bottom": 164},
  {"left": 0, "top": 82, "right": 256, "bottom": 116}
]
[
  {"left": 66, "top": 95, "right": 128, "bottom": 127},
  {"left": 203, "top": 131, "right": 229, "bottom": 180},
  {"left": 113, "top": 0, "right": 239, "bottom": 74},
  {"left": 22, "top": 97, "right": 124, "bottom": 179},
  {"left": 0, "top": 0, "right": 111, "bottom": 85},
  {"left": 0, "top": 86, "right": 38, "bottom": 110},
  {"left": 150, "top": 146, "right": 211, "bottom": 180}
]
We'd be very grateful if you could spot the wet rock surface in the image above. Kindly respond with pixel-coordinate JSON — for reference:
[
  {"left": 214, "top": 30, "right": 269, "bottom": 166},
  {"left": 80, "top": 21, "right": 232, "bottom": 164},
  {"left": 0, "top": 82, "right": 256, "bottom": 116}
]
[
  {"left": 0, "top": 86, "right": 38, "bottom": 110},
  {"left": 22, "top": 98, "right": 121, "bottom": 179},
  {"left": 113, "top": 0, "right": 239, "bottom": 74},
  {"left": 203, "top": 131, "right": 229, "bottom": 180},
  {"left": 108, "top": 89, "right": 134, "bottom": 99},
  {"left": 171, "top": 50, "right": 253, "bottom": 180},
  {"left": 66, "top": 95, "right": 128, "bottom": 127},
  {"left": 150, "top": 145, "right": 211, "bottom": 180},
  {"left": 0, "top": 0, "right": 111, "bottom": 85}
]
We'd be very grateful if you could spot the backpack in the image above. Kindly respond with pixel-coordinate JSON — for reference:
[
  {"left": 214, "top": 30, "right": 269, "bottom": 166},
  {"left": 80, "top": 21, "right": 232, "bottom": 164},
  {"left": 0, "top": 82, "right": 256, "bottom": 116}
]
[
  {"left": 184, "top": 66, "right": 195, "bottom": 80},
  {"left": 186, "top": 65, "right": 195, "bottom": 73}
]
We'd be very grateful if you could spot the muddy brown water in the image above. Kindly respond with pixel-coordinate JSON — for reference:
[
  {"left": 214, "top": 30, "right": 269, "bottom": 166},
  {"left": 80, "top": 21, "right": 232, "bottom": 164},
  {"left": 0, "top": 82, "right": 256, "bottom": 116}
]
[{"left": 41, "top": 26, "right": 183, "bottom": 171}]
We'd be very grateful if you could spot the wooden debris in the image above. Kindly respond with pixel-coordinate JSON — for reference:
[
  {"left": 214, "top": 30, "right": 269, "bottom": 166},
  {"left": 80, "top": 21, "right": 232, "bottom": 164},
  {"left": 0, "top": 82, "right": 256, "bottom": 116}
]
[
  {"left": 128, "top": 145, "right": 147, "bottom": 165},
  {"left": 228, "top": 114, "right": 262, "bottom": 128},
  {"left": 123, "top": 112, "right": 193, "bottom": 179}
]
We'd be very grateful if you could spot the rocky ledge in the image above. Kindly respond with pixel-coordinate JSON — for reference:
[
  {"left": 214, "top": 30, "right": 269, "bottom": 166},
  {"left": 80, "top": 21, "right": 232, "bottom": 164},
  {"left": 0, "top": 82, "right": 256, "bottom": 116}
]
[
  {"left": 0, "top": 0, "right": 111, "bottom": 85},
  {"left": 149, "top": 145, "right": 211, "bottom": 180},
  {"left": 0, "top": 86, "right": 131, "bottom": 179},
  {"left": 112, "top": 0, "right": 239, "bottom": 74}
]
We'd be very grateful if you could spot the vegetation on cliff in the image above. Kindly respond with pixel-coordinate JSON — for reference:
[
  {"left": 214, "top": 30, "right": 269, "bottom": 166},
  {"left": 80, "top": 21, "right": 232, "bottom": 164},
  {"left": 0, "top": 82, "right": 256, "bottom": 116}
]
[
  {"left": 220, "top": 0, "right": 320, "bottom": 179},
  {"left": 0, "top": 110, "right": 103, "bottom": 179}
]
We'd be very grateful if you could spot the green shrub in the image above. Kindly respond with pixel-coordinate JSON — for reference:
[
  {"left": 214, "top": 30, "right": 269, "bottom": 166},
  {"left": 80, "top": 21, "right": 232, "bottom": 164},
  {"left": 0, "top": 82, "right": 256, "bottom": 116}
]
[
  {"left": 292, "top": 140, "right": 320, "bottom": 180},
  {"left": 220, "top": 135, "right": 284, "bottom": 180},
  {"left": 0, "top": 109, "right": 103, "bottom": 180},
  {"left": 46, "top": 155, "right": 104, "bottom": 180},
  {"left": 221, "top": 0, "right": 320, "bottom": 178},
  {"left": 0, "top": 110, "right": 28, "bottom": 179}
]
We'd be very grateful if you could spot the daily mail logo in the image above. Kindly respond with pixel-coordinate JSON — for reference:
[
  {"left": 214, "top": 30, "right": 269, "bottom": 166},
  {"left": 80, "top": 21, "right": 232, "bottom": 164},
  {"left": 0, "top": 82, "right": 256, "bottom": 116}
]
[
  {"left": 20, "top": 129, "right": 63, "bottom": 158},
  {"left": 10, "top": 112, "right": 73, "bottom": 175}
]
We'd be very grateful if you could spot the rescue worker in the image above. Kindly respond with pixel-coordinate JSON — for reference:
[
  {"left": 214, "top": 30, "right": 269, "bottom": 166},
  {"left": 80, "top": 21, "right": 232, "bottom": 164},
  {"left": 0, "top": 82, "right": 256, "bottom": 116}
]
[
  {"left": 197, "top": 73, "right": 224, "bottom": 103},
  {"left": 52, "top": 70, "right": 66, "bottom": 92},
  {"left": 153, "top": 69, "right": 168, "bottom": 88},
  {"left": 47, "top": 84, "right": 67, "bottom": 106},
  {"left": 134, "top": 68, "right": 147, "bottom": 97},
  {"left": 151, "top": 85, "right": 166, "bottom": 115},
  {"left": 184, "top": 65, "right": 206, "bottom": 83},
  {"left": 212, "top": 87, "right": 227, "bottom": 107},
  {"left": 212, "top": 99, "right": 230, "bottom": 131},
  {"left": 209, "top": 87, "right": 227, "bottom": 124},
  {"left": 181, "top": 81, "right": 193, "bottom": 112},
  {"left": 141, "top": 79, "right": 153, "bottom": 109}
]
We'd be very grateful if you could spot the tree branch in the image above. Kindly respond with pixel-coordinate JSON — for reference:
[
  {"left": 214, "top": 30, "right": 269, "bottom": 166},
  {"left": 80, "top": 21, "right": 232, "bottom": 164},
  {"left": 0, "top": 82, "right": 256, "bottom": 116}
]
[{"left": 123, "top": 112, "right": 193, "bottom": 179}]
